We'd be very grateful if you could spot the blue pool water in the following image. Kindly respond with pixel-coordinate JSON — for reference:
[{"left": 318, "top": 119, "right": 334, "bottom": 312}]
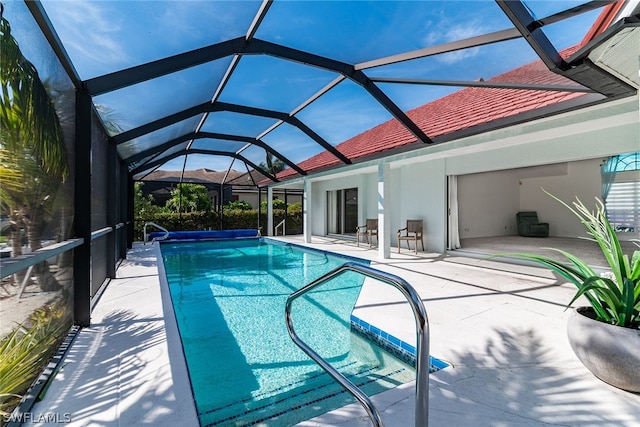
[{"left": 160, "top": 239, "right": 417, "bottom": 426}]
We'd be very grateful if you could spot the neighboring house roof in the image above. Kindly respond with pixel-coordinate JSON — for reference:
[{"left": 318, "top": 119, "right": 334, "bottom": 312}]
[
  {"left": 275, "top": 45, "right": 588, "bottom": 181},
  {"left": 142, "top": 168, "right": 245, "bottom": 184},
  {"left": 225, "top": 169, "right": 272, "bottom": 187}
]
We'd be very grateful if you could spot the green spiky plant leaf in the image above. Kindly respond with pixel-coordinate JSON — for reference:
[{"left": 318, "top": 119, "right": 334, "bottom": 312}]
[
  {"left": 493, "top": 190, "right": 640, "bottom": 328},
  {"left": 0, "top": 301, "right": 72, "bottom": 417}
]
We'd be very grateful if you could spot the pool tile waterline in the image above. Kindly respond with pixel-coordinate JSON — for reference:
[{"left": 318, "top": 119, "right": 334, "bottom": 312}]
[{"left": 350, "top": 315, "right": 449, "bottom": 373}]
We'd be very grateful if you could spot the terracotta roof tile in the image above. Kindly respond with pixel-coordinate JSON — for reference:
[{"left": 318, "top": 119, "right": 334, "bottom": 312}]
[{"left": 276, "top": 45, "right": 588, "bottom": 181}]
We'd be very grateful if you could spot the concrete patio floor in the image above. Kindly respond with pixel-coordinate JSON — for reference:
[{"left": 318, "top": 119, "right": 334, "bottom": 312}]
[{"left": 27, "top": 236, "right": 640, "bottom": 426}]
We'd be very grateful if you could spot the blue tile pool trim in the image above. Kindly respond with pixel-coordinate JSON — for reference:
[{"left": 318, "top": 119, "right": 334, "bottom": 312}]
[
  {"left": 263, "top": 237, "right": 373, "bottom": 265},
  {"left": 350, "top": 315, "right": 449, "bottom": 373}
]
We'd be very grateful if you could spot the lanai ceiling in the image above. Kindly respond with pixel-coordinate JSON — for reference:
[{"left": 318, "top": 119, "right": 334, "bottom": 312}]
[{"left": 27, "top": 0, "right": 640, "bottom": 184}]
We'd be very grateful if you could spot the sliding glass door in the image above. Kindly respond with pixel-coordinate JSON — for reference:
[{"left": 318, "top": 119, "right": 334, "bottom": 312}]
[{"left": 326, "top": 188, "right": 358, "bottom": 236}]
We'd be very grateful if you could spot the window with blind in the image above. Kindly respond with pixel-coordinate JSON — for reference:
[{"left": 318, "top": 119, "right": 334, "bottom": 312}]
[
  {"left": 607, "top": 181, "right": 639, "bottom": 232},
  {"left": 603, "top": 153, "right": 639, "bottom": 233},
  {"left": 606, "top": 170, "right": 640, "bottom": 232}
]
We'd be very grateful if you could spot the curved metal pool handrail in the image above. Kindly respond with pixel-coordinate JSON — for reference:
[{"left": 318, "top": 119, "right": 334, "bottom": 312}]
[
  {"left": 143, "top": 222, "right": 169, "bottom": 244},
  {"left": 285, "top": 261, "right": 430, "bottom": 427}
]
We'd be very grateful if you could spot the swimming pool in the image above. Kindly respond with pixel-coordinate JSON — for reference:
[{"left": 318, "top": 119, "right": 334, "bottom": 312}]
[{"left": 160, "top": 238, "right": 418, "bottom": 426}]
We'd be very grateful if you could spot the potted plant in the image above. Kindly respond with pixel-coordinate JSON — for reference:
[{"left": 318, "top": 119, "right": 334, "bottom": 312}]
[{"left": 496, "top": 190, "right": 640, "bottom": 392}]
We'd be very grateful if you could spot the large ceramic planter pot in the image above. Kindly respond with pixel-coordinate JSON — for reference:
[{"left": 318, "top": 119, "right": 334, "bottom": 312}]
[{"left": 567, "top": 307, "right": 640, "bottom": 392}]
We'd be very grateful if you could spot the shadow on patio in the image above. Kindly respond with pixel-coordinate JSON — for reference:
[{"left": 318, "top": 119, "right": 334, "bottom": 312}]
[{"left": 430, "top": 327, "right": 640, "bottom": 425}]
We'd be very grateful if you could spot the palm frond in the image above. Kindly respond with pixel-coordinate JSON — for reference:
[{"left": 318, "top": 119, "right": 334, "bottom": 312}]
[{"left": 0, "top": 13, "right": 68, "bottom": 181}]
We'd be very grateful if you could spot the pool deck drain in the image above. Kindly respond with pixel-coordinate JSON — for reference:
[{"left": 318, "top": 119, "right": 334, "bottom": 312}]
[{"left": 26, "top": 239, "right": 640, "bottom": 426}]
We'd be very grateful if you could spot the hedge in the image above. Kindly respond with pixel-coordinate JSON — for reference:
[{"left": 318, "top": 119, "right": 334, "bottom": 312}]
[{"left": 135, "top": 209, "right": 302, "bottom": 241}]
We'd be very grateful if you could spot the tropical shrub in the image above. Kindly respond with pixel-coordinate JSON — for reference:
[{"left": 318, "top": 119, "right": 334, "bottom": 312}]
[
  {"left": 224, "top": 200, "right": 253, "bottom": 211},
  {"left": 287, "top": 202, "right": 302, "bottom": 216},
  {"left": 165, "top": 183, "right": 212, "bottom": 213},
  {"left": 0, "top": 299, "right": 72, "bottom": 417},
  {"left": 224, "top": 209, "right": 259, "bottom": 229},
  {"left": 133, "top": 182, "right": 165, "bottom": 218},
  {"left": 260, "top": 198, "right": 286, "bottom": 211},
  {"left": 134, "top": 211, "right": 219, "bottom": 240}
]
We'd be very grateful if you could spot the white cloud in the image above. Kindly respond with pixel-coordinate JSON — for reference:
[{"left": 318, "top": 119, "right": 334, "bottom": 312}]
[
  {"left": 45, "top": 2, "right": 131, "bottom": 74},
  {"left": 436, "top": 46, "right": 481, "bottom": 65},
  {"left": 299, "top": 97, "right": 391, "bottom": 144},
  {"left": 422, "top": 20, "right": 490, "bottom": 65}
]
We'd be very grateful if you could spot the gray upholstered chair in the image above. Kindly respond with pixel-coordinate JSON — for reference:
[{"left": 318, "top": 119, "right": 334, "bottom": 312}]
[{"left": 516, "top": 211, "right": 549, "bottom": 237}]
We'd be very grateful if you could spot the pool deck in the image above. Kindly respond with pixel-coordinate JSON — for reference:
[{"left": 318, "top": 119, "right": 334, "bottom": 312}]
[{"left": 26, "top": 237, "right": 640, "bottom": 426}]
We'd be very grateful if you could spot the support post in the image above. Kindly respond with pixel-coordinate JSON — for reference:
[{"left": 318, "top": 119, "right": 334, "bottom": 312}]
[
  {"left": 119, "top": 162, "right": 128, "bottom": 259},
  {"left": 303, "top": 179, "right": 311, "bottom": 244},
  {"left": 378, "top": 162, "right": 391, "bottom": 259},
  {"left": 127, "top": 174, "right": 134, "bottom": 249},
  {"left": 73, "top": 88, "right": 92, "bottom": 327},
  {"left": 106, "top": 139, "right": 117, "bottom": 278},
  {"left": 267, "top": 186, "right": 274, "bottom": 236},
  {"left": 284, "top": 189, "right": 288, "bottom": 236},
  {"left": 258, "top": 186, "right": 262, "bottom": 232}
]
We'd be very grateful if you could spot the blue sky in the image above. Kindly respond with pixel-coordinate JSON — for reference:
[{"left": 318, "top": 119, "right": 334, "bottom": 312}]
[{"left": 37, "top": 0, "right": 602, "bottom": 174}]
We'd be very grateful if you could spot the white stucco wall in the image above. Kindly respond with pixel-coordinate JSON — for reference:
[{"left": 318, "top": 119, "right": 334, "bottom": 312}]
[
  {"left": 394, "top": 160, "right": 447, "bottom": 252},
  {"left": 362, "top": 172, "right": 379, "bottom": 221},
  {"left": 311, "top": 173, "right": 368, "bottom": 236},
  {"left": 518, "top": 158, "right": 603, "bottom": 238},
  {"left": 457, "top": 170, "right": 520, "bottom": 239}
]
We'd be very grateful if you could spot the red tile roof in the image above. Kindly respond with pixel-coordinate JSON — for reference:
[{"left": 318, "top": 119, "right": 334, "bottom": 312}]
[
  {"left": 275, "top": 45, "right": 588, "bottom": 181},
  {"left": 581, "top": 1, "right": 627, "bottom": 45}
]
